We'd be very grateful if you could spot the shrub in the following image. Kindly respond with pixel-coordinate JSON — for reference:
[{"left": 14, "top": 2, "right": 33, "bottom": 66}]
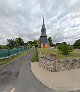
[{"left": 58, "top": 43, "right": 73, "bottom": 55}]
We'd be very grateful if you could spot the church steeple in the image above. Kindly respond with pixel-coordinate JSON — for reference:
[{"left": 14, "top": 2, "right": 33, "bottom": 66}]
[
  {"left": 41, "top": 17, "right": 46, "bottom": 36},
  {"left": 40, "top": 16, "right": 48, "bottom": 48},
  {"left": 42, "top": 16, "right": 45, "bottom": 29},
  {"left": 43, "top": 17, "right": 44, "bottom": 25}
]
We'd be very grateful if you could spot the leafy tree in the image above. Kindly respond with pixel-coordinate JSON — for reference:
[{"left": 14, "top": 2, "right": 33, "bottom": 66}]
[
  {"left": 7, "top": 39, "right": 16, "bottom": 49},
  {"left": 58, "top": 44, "right": 63, "bottom": 52},
  {"left": 0, "top": 45, "right": 9, "bottom": 49},
  {"left": 32, "top": 40, "right": 39, "bottom": 47},
  {"left": 7, "top": 39, "right": 15, "bottom": 56},
  {"left": 56, "top": 43, "right": 62, "bottom": 46},
  {"left": 27, "top": 41, "right": 33, "bottom": 48},
  {"left": 7, "top": 37, "right": 24, "bottom": 49},
  {"left": 58, "top": 42, "right": 73, "bottom": 55},
  {"left": 74, "top": 39, "right": 80, "bottom": 49},
  {"left": 48, "top": 37, "right": 53, "bottom": 46},
  {"left": 15, "top": 37, "right": 24, "bottom": 46},
  {"left": 15, "top": 38, "right": 20, "bottom": 48}
]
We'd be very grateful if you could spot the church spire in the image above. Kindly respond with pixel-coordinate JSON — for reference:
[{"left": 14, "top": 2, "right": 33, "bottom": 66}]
[
  {"left": 42, "top": 16, "right": 45, "bottom": 28},
  {"left": 43, "top": 17, "right": 44, "bottom": 25},
  {"left": 41, "top": 16, "right": 46, "bottom": 36}
]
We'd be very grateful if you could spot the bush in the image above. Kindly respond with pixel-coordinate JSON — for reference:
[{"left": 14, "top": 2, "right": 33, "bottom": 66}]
[
  {"left": 0, "top": 45, "right": 9, "bottom": 49},
  {"left": 58, "top": 43, "right": 73, "bottom": 55}
]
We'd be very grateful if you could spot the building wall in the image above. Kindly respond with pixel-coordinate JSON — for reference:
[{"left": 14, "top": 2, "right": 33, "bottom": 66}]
[{"left": 41, "top": 44, "right": 48, "bottom": 48}]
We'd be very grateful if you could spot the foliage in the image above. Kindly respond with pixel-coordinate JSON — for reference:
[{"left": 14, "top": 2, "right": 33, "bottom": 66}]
[
  {"left": 48, "top": 37, "right": 53, "bottom": 46},
  {"left": 31, "top": 49, "right": 38, "bottom": 62},
  {"left": 56, "top": 43, "right": 62, "bottom": 46},
  {"left": 27, "top": 40, "right": 39, "bottom": 48},
  {"left": 0, "top": 45, "right": 9, "bottom": 49},
  {"left": 7, "top": 39, "right": 16, "bottom": 49},
  {"left": 15, "top": 37, "right": 24, "bottom": 46},
  {"left": 7, "top": 37, "right": 24, "bottom": 49},
  {"left": 27, "top": 41, "right": 33, "bottom": 48},
  {"left": 38, "top": 48, "right": 80, "bottom": 59},
  {"left": 74, "top": 39, "right": 80, "bottom": 49},
  {"left": 58, "top": 42, "right": 74, "bottom": 55},
  {"left": 32, "top": 40, "right": 39, "bottom": 47}
]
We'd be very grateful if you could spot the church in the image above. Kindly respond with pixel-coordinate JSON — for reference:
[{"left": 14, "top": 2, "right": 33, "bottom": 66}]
[{"left": 40, "top": 17, "right": 48, "bottom": 48}]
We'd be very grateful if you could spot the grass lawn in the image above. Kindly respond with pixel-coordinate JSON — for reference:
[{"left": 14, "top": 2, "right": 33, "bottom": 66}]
[
  {"left": 38, "top": 48, "right": 80, "bottom": 59},
  {"left": 0, "top": 50, "right": 28, "bottom": 65},
  {"left": 31, "top": 48, "right": 38, "bottom": 62}
]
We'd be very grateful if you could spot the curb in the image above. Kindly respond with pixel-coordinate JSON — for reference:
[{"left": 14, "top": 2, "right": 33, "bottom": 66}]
[{"left": 11, "top": 88, "right": 15, "bottom": 92}]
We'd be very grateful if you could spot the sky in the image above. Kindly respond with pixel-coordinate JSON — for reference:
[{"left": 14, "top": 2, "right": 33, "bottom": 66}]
[{"left": 0, "top": 0, "right": 80, "bottom": 45}]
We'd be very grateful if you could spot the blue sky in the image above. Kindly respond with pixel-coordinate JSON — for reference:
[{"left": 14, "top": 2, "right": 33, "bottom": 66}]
[{"left": 0, "top": 0, "right": 80, "bottom": 45}]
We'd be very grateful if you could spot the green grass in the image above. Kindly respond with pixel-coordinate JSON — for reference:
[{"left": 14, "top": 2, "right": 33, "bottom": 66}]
[
  {"left": 0, "top": 50, "right": 28, "bottom": 65},
  {"left": 38, "top": 48, "right": 80, "bottom": 59},
  {"left": 31, "top": 49, "right": 38, "bottom": 62}
]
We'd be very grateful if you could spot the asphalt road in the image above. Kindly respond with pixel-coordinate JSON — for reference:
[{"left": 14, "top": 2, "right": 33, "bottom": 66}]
[
  {"left": 0, "top": 48, "right": 78, "bottom": 92},
  {"left": 0, "top": 48, "right": 35, "bottom": 92},
  {"left": 16, "top": 49, "right": 54, "bottom": 92},
  {"left": 0, "top": 48, "right": 53, "bottom": 92}
]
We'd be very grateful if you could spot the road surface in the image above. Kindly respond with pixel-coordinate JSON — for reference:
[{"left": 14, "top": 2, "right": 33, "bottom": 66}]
[
  {"left": 0, "top": 49, "right": 35, "bottom": 92},
  {"left": 15, "top": 53, "right": 54, "bottom": 92},
  {"left": 0, "top": 48, "right": 78, "bottom": 92}
]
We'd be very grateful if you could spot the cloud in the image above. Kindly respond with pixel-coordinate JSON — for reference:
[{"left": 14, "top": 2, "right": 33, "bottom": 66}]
[{"left": 0, "top": 0, "right": 80, "bottom": 45}]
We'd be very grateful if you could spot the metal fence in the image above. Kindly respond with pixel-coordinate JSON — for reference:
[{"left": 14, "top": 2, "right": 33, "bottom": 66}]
[{"left": 0, "top": 47, "right": 27, "bottom": 59}]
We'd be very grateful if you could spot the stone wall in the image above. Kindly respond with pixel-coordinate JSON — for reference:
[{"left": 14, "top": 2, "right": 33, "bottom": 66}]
[{"left": 38, "top": 52, "right": 80, "bottom": 72}]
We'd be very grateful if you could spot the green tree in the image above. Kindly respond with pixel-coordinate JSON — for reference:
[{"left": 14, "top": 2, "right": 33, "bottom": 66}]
[
  {"left": 27, "top": 41, "right": 33, "bottom": 48},
  {"left": 32, "top": 40, "right": 39, "bottom": 47},
  {"left": 74, "top": 39, "right": 80, "bottom": 49},
  {"left": 0, "top": 45, "right": 9, "bottom": 49},
  {"left": 16, "top": 37, "right": 24, "bottom": 46},
  {"left": 48, "top": 37, "right": 53, "bottom": 46},
  {"left": 58, "top": 42, "right": 73, "bottom": 55},
  {"left": 7, "top": 39, "right": 16, "bottom": 49},
  {"left": 7, "top": 39, "right": 16, "bottom": 56},
  {"left": 58, "top": 43, "right": 63, "bottom": 52}
]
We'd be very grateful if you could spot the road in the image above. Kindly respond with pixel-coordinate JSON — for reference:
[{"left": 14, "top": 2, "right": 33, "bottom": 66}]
[
  {"left": 0, "top": 48, "right": 35, "bottom": 92},
  {"left": 0, "top": 48, "right": 54, "bottom": 92},
  {"left": 0, "top": 48, "right": 78, "bottom": 92},
  {"left": 15, "top": 51, "right": 54, "bottom": 92}
]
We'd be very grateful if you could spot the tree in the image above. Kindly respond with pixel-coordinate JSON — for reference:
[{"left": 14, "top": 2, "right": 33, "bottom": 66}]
[
  {"left": 48, "top": 37, "right": 53, "bottom": 46},
  {"left": 15, "top": 37, "right": 24, "bottom": 46},
  {"left": 0, "top": 45, "right": 9, "bottom": 49},
  {"left": 32, "top": 40, "right": 39, "bottom": 47},
  {"left": 27, "top": 41, "right": 33, "bottom": 48},
  {"left": 56, "top": 43, "right": 62, "bottom": 46},
  {"left": 7, "top": 39, "right": 16, "bottom": 49},
  {"left": 74, "top": 39, "right": 80, "bottom": 49},
  {"left": 58, "top": 42, "right": 73, "bottom": 55},
  {"left": 7, "top": 37, "right": 24, "bottom": 49},
  {"left": 7, "top": 39, "right": 16, "bottom": 56}
]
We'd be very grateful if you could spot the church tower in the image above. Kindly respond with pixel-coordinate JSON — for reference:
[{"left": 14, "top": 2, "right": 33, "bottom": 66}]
[{"left": 40, "top": 17, "right": 48, "bottom": 48}]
